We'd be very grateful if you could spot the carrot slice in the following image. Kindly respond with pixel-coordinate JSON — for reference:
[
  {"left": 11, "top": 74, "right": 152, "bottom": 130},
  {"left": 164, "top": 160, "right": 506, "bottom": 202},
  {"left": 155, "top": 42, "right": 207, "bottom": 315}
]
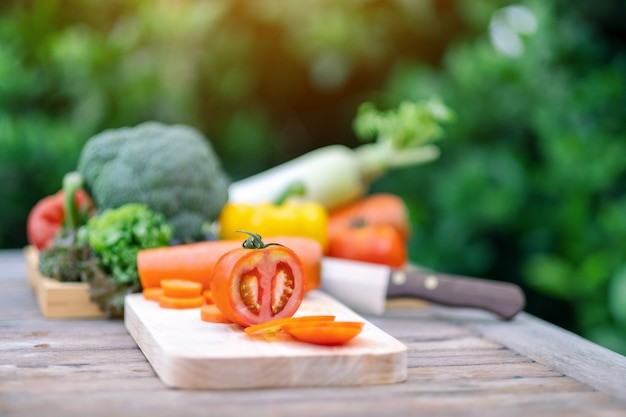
[
  {"left": 244, "top": 315, "right": 336, "bottom": 336},
  {"left": 158, "top": 295, "right": 205, "bottom": 309},
  {"left": 161, "top": 279, "right": 203, "bottom": 298},
  {"left": 202, "top": 289, "right": 214, "bottom": 305},
  {"left": 282, "top": 321, "right": 365, "bottom": 346},
  {"left": 200, "top": 304, "right": 231, "bottom": 323},
  {"left": 143, "top": 287, "right": 164, "bottom": 302}
]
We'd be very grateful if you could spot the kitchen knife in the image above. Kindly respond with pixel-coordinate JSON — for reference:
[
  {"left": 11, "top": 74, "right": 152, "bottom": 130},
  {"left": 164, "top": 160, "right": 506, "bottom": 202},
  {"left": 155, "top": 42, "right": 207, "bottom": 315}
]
[{"left": 320, "top": 257, "right": 525, "bottom": 320}]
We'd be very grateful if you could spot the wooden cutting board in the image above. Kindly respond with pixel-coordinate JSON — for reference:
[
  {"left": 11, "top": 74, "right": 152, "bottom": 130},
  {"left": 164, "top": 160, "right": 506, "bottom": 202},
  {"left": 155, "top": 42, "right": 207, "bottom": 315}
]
[{"left": 124, "top": 291, "right": 407, "bottom": 390}]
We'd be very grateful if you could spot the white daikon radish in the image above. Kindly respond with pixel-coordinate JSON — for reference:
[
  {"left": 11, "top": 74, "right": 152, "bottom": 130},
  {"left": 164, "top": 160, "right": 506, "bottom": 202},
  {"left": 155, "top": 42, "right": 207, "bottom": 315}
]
[{"left": 228, "top": 98, "right": 454, "bottom": 211}]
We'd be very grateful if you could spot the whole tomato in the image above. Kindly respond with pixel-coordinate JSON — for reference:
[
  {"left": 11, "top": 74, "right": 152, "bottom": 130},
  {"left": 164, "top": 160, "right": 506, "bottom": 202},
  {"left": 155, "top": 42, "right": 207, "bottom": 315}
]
[
  {"left": 327, "top": 219, "right": 407, "bottom": 268},
  {"left": 210, "top": 232, "right": 305, "bottom": 327}
]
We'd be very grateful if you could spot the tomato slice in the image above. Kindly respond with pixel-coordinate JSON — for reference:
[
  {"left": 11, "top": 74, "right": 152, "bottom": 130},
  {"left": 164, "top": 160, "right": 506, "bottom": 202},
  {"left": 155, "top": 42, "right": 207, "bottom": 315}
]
[
  {"left": 210, "top": 233, "right": 305, "bottom": 327},
  {"left": 161, "top": 279, "right": 203, "bottom": 298},
  {"left": 244, "top": 315, "right": 336, "bottom": 336},
  {"left": 282, "top": 321, "right": 365, "bottom": 346}
]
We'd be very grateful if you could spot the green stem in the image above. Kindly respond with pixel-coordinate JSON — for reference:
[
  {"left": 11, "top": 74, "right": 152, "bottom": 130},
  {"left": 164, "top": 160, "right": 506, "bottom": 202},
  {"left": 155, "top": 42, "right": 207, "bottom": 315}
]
[
  {"left": 354, "top": 142, "right": 441, "bottom": 183},
  {"left": 273, "top": 180, "right": 307, "bottom": 205},
  {"left": 237, "top": 230, "right": 284, "bottom": 250},
  {"left": 62, "top": 171, "right": 83, "bottom": 230}
]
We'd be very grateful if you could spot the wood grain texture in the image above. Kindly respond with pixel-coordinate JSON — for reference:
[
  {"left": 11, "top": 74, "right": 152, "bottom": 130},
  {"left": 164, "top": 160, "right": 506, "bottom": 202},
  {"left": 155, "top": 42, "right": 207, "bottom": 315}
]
[
  {"left": 124, "top": 291, "right": 407, "bottom": 389},
  {"left": 1, "top": 249, "right": 625, "bottom": 417},
  {"left": 23, "top": 246, "right": 105, "bottom": 318}
]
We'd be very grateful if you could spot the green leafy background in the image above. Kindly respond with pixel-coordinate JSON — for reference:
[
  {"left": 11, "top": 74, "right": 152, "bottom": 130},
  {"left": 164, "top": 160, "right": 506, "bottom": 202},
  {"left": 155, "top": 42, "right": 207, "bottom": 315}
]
[{"left": 1, "top": 0, "right": 625, "bottom": 354}]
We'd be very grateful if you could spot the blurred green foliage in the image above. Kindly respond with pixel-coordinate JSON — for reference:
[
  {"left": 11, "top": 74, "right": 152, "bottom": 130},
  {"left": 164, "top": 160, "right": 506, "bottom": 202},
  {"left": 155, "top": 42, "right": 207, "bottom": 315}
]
[
  {"left": 1, "top": 0, "right": 460, "bottom": 247},
  {"left": 1, "top": 0, "right": 625, "bottom": 354},
  {"left": 372, "top": 0, "right": 626, "bottom": 354}
]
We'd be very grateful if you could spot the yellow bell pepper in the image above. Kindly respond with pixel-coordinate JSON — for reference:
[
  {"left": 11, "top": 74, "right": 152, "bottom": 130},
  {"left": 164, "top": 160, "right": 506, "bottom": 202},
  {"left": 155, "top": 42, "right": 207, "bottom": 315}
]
[{"left": 218, "top": 200, "right": 329, "bottom": 251}]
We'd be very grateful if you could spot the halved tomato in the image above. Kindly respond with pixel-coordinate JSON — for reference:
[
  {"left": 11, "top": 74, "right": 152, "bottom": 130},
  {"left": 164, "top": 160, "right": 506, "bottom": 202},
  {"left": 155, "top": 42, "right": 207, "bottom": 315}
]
[{"left": 210, "top": 232, "right": 305, "bottom": 327}]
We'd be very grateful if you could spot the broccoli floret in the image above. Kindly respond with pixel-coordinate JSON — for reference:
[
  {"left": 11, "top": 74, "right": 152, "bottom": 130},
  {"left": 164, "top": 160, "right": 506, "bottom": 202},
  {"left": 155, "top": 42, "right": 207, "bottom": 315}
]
[{"left": 77, "top": 121, "right": 230, "bottom": 242}]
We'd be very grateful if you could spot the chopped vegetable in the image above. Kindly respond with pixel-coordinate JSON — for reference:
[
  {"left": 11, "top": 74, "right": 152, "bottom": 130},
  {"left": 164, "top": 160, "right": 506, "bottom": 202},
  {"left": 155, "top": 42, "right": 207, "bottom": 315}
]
[
  {"left": 137, "top": 235, "right": 323, "bottom": 293},
  {"left": 202, "top": 289, "right": 214, "bottom": 304},
  {"left": 244, "top": 315, "right": 336, "bottom": 336},
  {"left": 327, "top": 219, "right": 407, "bottom": 268},
  {"left": 328, "top": 193, "right": 411, "bottom": 240},
  {"left": 77, "top": 121, "right": 230, "bottom": 242},
  {"left": 158, "top": 295, "right": 205, "bottom": 309},
  {"left": 200, "top": 304, "right": 231, "bottom": 323},
  {"left": 79, "top": 203, "right": 172, "bottom": 317},
  {"left": 143, "top": 287, "right": 164, "bottom": 301},
  {"left": 282, "top": 321, "right": 365, "bottom": 346},
  {"left": 161, "top": 279, "right": 203, "bottom": 298},
  {"left": 228, "top": 98, "right": 454, "bottom": 211},
  {"left": 209, "top": 232, "right": 305, "bottom": 327}
]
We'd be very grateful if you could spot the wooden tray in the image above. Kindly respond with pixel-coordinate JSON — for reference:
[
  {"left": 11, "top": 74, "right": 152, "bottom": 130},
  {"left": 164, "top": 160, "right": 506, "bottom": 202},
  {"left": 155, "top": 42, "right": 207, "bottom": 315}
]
[
  {"left": 24, "top": 246, "right": 105, "bottom": 319},
  {"left": 124, "top": 291, "right": 408, "bottom": 390}
]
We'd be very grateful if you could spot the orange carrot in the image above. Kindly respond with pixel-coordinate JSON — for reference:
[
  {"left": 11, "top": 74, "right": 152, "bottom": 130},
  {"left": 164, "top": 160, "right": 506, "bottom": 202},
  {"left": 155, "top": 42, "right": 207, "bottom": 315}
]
[
  {"left": 143, "top": 287, "right": 164, "bottom": 302},
  {"left": 200, "top": 304, "right": 231, "bottom": 323},
  {"left": 161, "top": 279, "right": 203, "bottom": 298},
  {"left": 202, "top": 289, "right": 214, "bottom": 305},
  {"left": 158, "top": 295, "right": 205, "bottom": 309},
  {"left": 244, "top": 315, "right": 336, "bottom": 336},
  {"left": 282, "top": 321, "right": 365, "bottom": 346},
  {"left": 137, "top": 236, "right": 323, "bottom": 293},
  {"left": 328, "top": 193, "right": 411, "bottom": 240}
]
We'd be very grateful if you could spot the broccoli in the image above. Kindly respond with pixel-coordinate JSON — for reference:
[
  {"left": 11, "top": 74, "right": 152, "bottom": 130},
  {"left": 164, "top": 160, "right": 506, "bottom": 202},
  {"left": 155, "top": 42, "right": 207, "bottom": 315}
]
[{"left": 77, "top": 121, "right": 230, "bottom": 242}]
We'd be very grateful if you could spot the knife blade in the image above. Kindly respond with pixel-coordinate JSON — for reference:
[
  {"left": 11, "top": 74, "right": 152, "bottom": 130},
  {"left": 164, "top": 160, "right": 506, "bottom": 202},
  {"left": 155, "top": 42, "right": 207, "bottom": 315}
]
[{"left": 320, "top": 257, "right": 525, "bottom": 320}]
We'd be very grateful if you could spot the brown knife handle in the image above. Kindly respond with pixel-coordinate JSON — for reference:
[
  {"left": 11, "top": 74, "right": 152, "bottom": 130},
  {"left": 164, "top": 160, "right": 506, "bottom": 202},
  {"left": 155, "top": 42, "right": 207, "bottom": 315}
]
[{"left": 387, "top": 269, "right": 526, "bottom": 320}]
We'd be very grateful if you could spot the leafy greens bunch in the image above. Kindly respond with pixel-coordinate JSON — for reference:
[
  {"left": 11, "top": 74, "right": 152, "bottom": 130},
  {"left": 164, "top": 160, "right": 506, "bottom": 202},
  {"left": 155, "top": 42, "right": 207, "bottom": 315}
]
[{"left": 78, "top": 203, "right": 172, "bottom": 317}]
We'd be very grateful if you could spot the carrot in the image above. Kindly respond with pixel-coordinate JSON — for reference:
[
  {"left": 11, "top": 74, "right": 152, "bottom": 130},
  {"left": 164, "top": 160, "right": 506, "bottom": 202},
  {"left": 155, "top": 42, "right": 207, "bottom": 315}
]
[
  {"left": 328, "top": 193, "right": 411, "bottom": 240},
  {"left": 282, "top": 321, "right": 365, "bottom": 346},
  {"left": 137, "top": 236, "right": 323, "bottom": 293},
  {"left": 202, "top": 289, "right": 214, "bottom": 305},
  {"left": 244, "top": 315, "right": 336, "bottom": 336},
  {"left": 200, "top": 304, "right": 231, "bottom": 323},
  {"left": 143, "top": 287, "right": 164, "bottom": 302},
  {"left": 161, "top": 279, "right": 203, "bottom": 298},
  {"left": 158, "top": 295, "right": 205, "bottom": 309}
]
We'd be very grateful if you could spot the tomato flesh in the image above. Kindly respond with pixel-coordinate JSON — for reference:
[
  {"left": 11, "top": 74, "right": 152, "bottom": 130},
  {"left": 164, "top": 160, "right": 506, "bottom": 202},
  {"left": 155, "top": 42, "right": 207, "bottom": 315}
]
[{"left": 240, "top": 272, "right": 261, "bottom": 313}]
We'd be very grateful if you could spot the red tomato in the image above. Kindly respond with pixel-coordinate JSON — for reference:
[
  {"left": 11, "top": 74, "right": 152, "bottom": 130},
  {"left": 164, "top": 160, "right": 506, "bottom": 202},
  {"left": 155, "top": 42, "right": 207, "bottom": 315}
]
[
  {"left": 210, "top": 232, "right": 305, "bottom": 327},
  {"left": 327, "top": 221, "right": 407, "bottom": 268}
]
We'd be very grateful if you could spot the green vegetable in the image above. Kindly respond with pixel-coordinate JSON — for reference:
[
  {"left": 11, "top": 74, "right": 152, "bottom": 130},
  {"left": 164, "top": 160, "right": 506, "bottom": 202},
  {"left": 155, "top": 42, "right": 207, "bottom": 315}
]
[
  {"left": 77, "top": 121, "right": 230, "bottom": 242},
  {"left": 38, "top": 171, "right": 99, "bottom": 283},
  {"left": 353, "top": 98, "right": 454, "bottom": 150},
  {"left": 228, "top": 98, "right": 454, "bottom": 210},
  {"left": 78, "top": 203, "right": 172, "bottom": 317}
]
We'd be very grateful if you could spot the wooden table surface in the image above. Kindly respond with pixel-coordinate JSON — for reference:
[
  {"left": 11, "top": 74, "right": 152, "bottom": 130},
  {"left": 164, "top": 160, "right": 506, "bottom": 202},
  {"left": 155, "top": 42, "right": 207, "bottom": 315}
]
[{"left": 1, "top": 249, "right": 625, "bottom": 417}]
